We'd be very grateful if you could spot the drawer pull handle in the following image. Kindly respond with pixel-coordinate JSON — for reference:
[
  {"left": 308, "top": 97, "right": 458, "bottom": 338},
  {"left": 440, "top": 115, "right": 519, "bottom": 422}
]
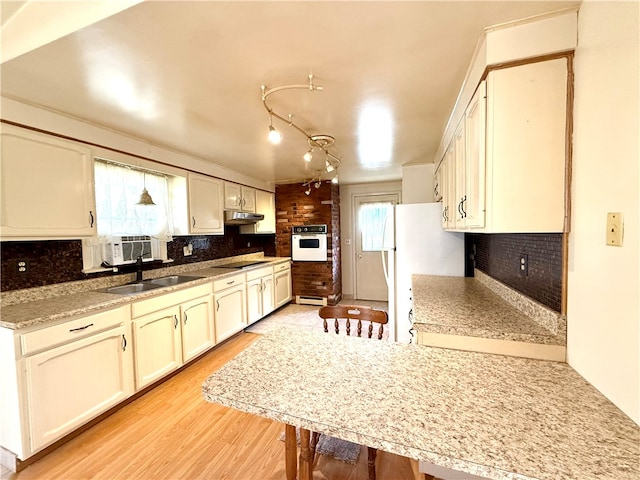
[
  {"left": 174, "top": 315, "right": 178, "bottom": 329},
  {"left": 184, "top": 313, "right": 188, "bottom": 325},
  {"left": 216, "top": 300, "right": 220, "bottom": 311},
  {"left": 69, "top": 323, "right": 94, "bottom": 332},
  {"left": 227, "top": 280, "right": 234, "bottom": 285},
  {"left": 122, "top": 334, "right": 127, "bottom": 352}
]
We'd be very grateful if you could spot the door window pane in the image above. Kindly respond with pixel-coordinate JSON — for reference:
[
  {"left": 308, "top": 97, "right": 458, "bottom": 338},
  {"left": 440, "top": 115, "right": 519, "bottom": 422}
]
[{"left": 358, "top": 202, "right": 393, "bottom": 252}]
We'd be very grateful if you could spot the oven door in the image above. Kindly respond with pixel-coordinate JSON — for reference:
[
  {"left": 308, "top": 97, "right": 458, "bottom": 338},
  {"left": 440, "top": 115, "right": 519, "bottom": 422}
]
[{"left": 291, "top": 233, "right": 327, "bottom": 261}]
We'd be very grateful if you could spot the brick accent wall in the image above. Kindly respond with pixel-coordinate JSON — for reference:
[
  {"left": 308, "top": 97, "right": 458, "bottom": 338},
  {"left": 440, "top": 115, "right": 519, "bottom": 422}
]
[
  {"left": 275, "top": 182, "right": 342, "bottom": 305},
  {"left": 469, "top": 233, "right": 563, "bottom": 312}
]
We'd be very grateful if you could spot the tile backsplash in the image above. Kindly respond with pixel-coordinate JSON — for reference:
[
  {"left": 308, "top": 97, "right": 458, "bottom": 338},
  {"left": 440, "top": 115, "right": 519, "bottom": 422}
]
[
  {"left": 1, "top": 226, "right": 276, "bottom": 292},
  {"left": 470, "top": 233, "right": 563, "bottom": 312}
]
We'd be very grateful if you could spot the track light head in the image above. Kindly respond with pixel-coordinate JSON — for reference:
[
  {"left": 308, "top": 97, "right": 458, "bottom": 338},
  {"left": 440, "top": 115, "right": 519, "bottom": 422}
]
[
  {"left": 268, "top": 125, "right": 282, "bottom": 144},
  {"left": 303, "top": 149, "right": 313, "bottom": 162}
]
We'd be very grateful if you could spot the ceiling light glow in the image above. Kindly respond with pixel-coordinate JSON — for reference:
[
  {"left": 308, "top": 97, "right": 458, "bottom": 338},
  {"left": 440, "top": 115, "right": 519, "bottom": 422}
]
[{"left": 357, "top": 104, "right": 393, "bottom": 169}]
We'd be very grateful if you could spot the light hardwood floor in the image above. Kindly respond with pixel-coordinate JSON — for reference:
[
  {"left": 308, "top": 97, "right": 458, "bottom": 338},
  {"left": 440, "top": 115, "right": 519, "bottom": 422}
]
[{"left": 4, "top": 331, "right": 416, "bottom": 480}]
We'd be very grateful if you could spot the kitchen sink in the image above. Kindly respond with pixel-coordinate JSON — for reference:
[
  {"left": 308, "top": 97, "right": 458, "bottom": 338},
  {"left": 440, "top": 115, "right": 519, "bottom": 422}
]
[
  {"left": 146, "top": 275, "right": 204, "bottom": 286},
  {"left": 101, "top": 283, "right": 164, "bottom": 295},
  {"left": 99, "top": 275, "right": 203, "bottom": 296}
]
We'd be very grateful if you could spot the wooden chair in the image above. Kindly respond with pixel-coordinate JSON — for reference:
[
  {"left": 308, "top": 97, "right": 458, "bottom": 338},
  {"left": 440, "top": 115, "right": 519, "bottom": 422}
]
[{"left": 312, "top": 304, "right": 389, "bottom": 480}]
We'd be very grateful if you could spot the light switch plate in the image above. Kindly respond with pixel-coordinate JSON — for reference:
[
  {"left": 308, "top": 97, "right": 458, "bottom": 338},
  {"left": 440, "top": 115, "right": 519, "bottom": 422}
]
[{"left": 606, "top": 212, "right": 623, "bottom": 246}]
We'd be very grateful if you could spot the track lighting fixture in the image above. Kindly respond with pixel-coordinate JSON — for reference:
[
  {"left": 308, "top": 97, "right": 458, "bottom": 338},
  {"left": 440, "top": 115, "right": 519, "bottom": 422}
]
[
  {"left": 331, "top": 175, "right": 339, "bottom": 184},
  {"left": 261, "top": 75, "right": 342, "bottom": 194}
]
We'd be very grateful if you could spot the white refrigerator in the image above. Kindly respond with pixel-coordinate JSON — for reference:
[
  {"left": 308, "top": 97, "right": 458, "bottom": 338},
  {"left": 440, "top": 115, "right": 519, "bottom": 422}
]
[{"left": 387, "top": 203, "right": 465, "bottom": 343}]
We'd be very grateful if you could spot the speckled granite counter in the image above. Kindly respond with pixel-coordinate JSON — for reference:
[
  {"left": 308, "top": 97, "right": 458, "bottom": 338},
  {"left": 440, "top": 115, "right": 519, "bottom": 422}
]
[
  {"left": 411, "top": 274, "right": 566, "bottom": 360},
  {"left": 202, "top": 327, "right": 639, "bottom": 480},
  {"left": 0, "top": 256, "right": 290, "bottom": 330}
]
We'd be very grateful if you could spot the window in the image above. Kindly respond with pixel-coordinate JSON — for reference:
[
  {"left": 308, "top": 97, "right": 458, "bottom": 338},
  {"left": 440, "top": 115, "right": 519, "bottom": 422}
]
[
  {"left": 358, "top": 201, "right": 394, "bottom": 252},
  {"left": 82, "top": 159, "right": 175, "bottom": 272}
]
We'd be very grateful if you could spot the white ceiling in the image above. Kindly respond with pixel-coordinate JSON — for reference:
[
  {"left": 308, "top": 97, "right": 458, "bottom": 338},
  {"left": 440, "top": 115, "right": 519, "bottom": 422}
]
[{"left": 0, "top": 1, "right": 580, "bottom": 186}]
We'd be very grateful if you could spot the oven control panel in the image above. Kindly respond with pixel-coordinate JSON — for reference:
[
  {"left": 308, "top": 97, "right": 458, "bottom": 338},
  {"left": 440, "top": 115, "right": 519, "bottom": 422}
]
[{"left": 293, "top": 224, "right": 327, "bottom": 234}]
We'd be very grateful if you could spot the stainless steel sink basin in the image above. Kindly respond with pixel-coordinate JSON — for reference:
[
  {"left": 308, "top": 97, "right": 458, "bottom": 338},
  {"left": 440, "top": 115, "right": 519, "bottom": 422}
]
[
  {"left": 146, "top": 275, "right": 204, "bottom": 286},
  {"left": 102, "top": 283, "right": 164, "bottom": 295}
]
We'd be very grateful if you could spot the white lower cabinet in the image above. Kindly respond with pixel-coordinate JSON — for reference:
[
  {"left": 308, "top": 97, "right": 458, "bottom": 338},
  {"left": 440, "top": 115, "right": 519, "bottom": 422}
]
[
  {"left": 131, "top": 283, "right": 213, "bottom": 390},
  {"left": 181, "top": 296, "right": 215, "bottom": 362},
  {"left": 246, "top": 266, "right": 275, "bottom": 325},
  {"left": 213, "top": 274, "right": 246, "bottom": 343},
  {"left": 25, "top": 324, "right": 133, "bottom": 451},
  {"left": 274, "top": 262, "right": 292, "bottom": 309},
  {"left": 1, "top": 305, "right": 133, "bottom": 460},
  {"left": 132, "top": 305, "right": 183, "bottom": 389}
]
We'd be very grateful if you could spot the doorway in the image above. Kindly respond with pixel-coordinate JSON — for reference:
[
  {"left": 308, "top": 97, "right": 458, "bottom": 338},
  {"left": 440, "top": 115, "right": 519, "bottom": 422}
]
[{"left": 354, "top": 194, "right": 398, "bottom": 301}]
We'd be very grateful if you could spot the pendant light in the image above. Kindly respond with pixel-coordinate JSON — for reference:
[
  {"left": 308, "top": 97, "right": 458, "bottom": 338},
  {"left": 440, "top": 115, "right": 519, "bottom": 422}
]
[{"left": 137, "top": 172, "right": 156, "bottom": 205}]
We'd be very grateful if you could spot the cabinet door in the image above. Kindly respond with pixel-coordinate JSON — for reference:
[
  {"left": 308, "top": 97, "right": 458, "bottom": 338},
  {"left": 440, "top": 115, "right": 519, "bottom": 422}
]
[
  {"left": 274, "top": 269, "right": 292, "bottom": 309},
  {"left": 463, "top": 81, "right": 487, "bottom": 229},
  {"left": 246, "top": 277, "right": 263, "bottom": 325},
  {"left": 132, "top": 306, "right": 182, "bottom": 390},
  {"left": 25, "top": 325, "right": 133, "bottom": 452},
  {"left": 214, "top": 284, "right": 246, "bottom": 343},
  {"left": 240, "top": 186, "right": 256, "bottom": 212},
  {"left": 224, "top": 182, "right": 242, "bottom": 210},
  {"left": 261, "top": 275, "right": 275, "bottom": 317},
  {"left": 486, "top": 59, "right": 567, "bottom": 232},
  {"left": 0, "top": 124, "right": 96, "bottom": 238},
  {"left": 440, "top": 143, "right": 455, "bottom": 230},
  {"left": 188, "top": 173, "right": 224, "bottom": 234},
  {"left": 239, "top": 190, "right": 275, "bottom": 234},
  {"left": 181, "top": 295, "right": 214, "bottom": 363},
  {"left": 453, "top": 120, "right": 466, "bottom": 229}
]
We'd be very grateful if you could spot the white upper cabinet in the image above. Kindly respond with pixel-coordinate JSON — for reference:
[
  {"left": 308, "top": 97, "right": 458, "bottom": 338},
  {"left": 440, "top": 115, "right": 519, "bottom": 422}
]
[
  {"left": 0, "top": 124, "right": 96, "bottom": 239},
  {"left": 240, "top": 190, "right": 276, "bottom": 234},
  {"left": 437, "top": 57, "right": 568, "bottom": 233},
  {"left": 224, "top": 182, "right": 256, "bottom": 212},
  {"left": 187, "top": 173, "right": 224, "bottom": 234},
  {"left": 461, "top": 80, "right": 487, "bottom": 229},
  {"left": 483, "top": 58, "right": 567, "bottom": 233}
]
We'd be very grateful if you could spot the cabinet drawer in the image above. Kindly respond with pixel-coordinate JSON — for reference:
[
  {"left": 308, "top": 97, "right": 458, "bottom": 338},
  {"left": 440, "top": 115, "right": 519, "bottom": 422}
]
[
  {"left": 273, "top": 262, "right": 290, "bottom": 273},
  {"left": 21, "top": 306, "right": 128, "bottom": 356},
  {"left": 246, "top": 266, "right": 273, "bottom": 281},
  {"left": 131, "top": 284, "right": 211, "bottom": 318},
  {"left": 213, "top": 273, "right": 245, "bottom": 292}
]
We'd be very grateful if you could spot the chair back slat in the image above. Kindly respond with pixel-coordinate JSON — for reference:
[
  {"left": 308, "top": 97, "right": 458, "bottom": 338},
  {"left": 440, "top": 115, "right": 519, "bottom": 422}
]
[{"left": 318, "top": 305, "right": 388, "bottom": 340}]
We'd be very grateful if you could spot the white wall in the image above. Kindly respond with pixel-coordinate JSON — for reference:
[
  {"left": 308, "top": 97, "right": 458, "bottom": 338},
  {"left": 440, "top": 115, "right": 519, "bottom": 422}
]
[
  {"left": 402, "top": 164, "right": 434, "bottom": 204},
  {"left": 568, "top": 1, "right": 639, "bottom": 424},
  {"left": 339, "top": 181, "right": 402, "bottom": 297}
]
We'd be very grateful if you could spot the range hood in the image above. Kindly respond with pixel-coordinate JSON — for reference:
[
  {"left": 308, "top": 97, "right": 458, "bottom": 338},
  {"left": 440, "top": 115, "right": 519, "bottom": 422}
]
[{"left": 224, "top": 211, "right": 265, "bottom": 225}]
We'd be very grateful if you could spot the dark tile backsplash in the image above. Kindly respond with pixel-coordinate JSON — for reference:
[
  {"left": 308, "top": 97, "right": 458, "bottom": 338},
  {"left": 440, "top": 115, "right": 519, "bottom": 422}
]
[
  {"left": 469, "top": 233, "right": 563, "bottom": 312},
  {"left": 1, "top": 227, "right": 276, "bottom": 292}
]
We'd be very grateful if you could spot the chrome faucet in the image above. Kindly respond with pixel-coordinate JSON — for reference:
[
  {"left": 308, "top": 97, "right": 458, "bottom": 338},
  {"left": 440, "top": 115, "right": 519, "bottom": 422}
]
[{"left": 136, "top": 256, "right": 144, "bottom": 282}]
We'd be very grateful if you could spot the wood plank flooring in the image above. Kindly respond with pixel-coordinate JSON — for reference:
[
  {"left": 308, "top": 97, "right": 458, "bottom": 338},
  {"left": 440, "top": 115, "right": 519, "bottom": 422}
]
[{"left": 4, "top": 332, "right": 416, "bottom": 480}]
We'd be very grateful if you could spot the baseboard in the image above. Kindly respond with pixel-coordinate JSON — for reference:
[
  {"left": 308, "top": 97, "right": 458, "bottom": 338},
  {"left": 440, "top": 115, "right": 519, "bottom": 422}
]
[{"left": 295, "top": 295, "right": 328, "bottom": 306}]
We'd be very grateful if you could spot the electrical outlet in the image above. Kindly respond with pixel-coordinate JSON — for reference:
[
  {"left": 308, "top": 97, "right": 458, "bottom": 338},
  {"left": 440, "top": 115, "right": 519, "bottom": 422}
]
[
  {"left": 519, "top": 254, "right": 528, "bottom": 277},
  {"left": 15, "top": 259, "right": 29, "bottom": 274},
  {"left": 606, "top": 212, "right": 623, "bottom": 246}
]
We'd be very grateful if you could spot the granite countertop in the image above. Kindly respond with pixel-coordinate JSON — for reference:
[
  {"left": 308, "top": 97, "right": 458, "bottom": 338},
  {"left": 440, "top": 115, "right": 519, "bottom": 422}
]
[
  {"left": 411, "top": 274, "right": 564, "bottom": 346},
  {"left": 0, "top": 257, "right": 290, "bottom": 330},
  {"left": 202, "top": 327, "right": 639, "bottom": 480}
]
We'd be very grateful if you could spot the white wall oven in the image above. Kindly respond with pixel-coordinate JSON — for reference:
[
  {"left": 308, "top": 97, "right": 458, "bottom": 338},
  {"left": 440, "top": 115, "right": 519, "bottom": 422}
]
[{"left": 291, "top": 225, "right": 328, "bottom": 261}]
